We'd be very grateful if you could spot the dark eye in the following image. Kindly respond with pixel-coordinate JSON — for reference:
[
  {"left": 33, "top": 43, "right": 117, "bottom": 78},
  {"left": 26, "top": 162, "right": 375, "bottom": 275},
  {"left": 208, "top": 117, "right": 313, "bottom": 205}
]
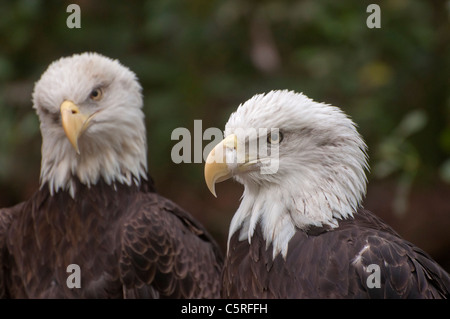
[
  {"left": 267, "top": 131, "right": 283, "bottom": 145},
  {"left": 89, "top": 88, "right": 103, "bottom": 101}
]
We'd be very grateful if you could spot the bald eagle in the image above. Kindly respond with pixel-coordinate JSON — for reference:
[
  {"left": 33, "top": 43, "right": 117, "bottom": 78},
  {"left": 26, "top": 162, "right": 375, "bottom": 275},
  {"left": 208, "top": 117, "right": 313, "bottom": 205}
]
[
  {"left": 0, "top": 52, "right": 223, "bottom": 298},
  {"left": 205, "top": 90, "right": 450, "bottom": 298}
]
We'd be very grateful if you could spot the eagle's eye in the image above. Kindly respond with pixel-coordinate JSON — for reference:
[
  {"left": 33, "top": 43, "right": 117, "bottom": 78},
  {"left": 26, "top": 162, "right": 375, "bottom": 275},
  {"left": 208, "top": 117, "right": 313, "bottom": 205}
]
[
  {"left": 267, "top": 131, "right": 283, "bottom": 145},
  {"left": 89, "top": 88, "right": 103, "bottom": 101}
]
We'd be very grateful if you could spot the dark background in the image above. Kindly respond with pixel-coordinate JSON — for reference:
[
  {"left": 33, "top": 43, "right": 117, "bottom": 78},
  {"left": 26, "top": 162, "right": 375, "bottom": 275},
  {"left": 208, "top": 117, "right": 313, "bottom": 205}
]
[{"left": 0, "top": 0, "right": 449, "bottom": 272}]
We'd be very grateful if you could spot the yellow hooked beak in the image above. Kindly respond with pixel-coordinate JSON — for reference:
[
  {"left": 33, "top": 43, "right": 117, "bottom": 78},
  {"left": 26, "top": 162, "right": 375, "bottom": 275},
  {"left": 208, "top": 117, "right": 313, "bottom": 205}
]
[
  {"left": 204, "top": 134, "right": 237, "bottom": 197},
  {"left": 60, "top": 100, "right": 96, "bottom": 154}
]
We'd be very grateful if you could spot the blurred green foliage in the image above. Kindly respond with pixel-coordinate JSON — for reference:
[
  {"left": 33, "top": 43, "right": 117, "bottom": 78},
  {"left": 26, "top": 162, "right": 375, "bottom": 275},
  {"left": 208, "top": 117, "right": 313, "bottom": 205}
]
[{"left": 0, "top": 0, "right": 449, "bottom": 211}]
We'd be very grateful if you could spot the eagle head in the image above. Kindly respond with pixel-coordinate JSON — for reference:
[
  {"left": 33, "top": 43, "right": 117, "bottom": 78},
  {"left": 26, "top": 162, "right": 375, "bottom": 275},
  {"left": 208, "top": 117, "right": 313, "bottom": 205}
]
[
  {"left": 205, "top": 90, "right": 369, "bottom": 258},
  {"left": 32, "top": 52, "right": 147, "bottom": 197}
]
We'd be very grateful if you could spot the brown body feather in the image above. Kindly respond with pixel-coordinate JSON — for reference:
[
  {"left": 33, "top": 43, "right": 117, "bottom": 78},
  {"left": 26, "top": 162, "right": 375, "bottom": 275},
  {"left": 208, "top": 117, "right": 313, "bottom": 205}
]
[
  {"left": 0, "top": 177, "right": 223, "bottom": 298},
  {"left": 223, "top": 209, "right": 450, "bottom": 298}
]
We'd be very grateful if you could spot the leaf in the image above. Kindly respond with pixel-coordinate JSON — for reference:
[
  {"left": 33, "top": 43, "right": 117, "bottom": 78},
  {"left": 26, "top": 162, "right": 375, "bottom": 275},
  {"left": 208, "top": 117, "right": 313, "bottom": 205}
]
[{"left": 396, "top": 109, "right": 427, "bottom": 138}]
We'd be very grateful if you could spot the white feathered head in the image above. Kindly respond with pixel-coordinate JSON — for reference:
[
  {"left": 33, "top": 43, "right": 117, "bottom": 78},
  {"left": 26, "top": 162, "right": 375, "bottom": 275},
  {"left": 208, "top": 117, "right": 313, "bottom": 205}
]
[{"left": 32, "top": 52, "right": 147, "bottom": 197}]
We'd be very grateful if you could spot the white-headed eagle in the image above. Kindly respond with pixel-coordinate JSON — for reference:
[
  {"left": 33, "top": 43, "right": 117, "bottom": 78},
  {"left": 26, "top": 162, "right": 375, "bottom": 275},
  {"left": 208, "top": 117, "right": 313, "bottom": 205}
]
[
  {"left": 0, "top": 52, "right": 223, "bottom": 298},
  {"left": 205, "top": 90, "right": 450, "bottom": 298}
]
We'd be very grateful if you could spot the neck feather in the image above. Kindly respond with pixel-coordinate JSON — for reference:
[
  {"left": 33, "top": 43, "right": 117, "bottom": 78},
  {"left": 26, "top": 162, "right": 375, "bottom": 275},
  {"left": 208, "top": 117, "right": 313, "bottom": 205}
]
[
  {"left": 39, "top": 128, "right": 147, "bottom": 198},
  {"left": 228, "top": 169, "right": 366, "bottom": 260}
]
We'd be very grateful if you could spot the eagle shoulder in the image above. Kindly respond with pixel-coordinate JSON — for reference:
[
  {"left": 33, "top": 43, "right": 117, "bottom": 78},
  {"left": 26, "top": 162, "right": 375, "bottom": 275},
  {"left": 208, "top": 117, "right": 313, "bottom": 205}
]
[
  {"left": 0, "top": 202, "right": 26, "bottom": 298},
  {"left": 348, "top": 230, "right": 450, "bottom": 298},
  {"left": 119, "top": 191, "right": 223, "bottom": 298},
  {"left": 341, "top": 209, "right": 450, "bottom": 298}
]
